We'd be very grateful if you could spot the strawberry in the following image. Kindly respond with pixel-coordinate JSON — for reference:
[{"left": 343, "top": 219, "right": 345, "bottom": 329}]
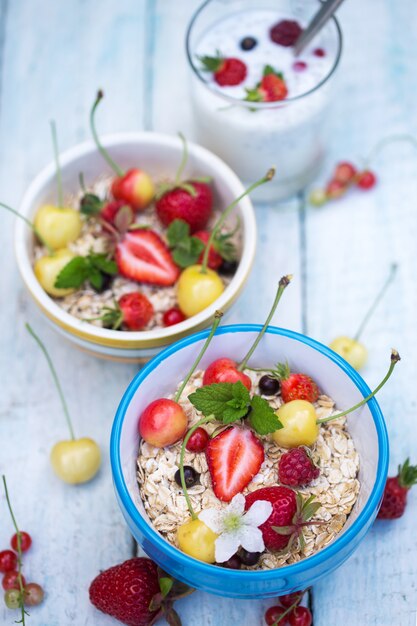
[
  {"left": 274, "top": 363, "right": 319, "bottom": 403},
  {"left": 199, "top": 53, "right": 247, "bottom": 86},
  {"left": 245, "top": 65, "right": 288, "bottom": 103},
  {"left": 95, "top": 292, "right": 154, "bottom": 330},
  {"left": 270, "top": 20, "right": 303, "bottom": 47},
  {"left": 89, "top": 557, "right": 187, "bottom": 626},
  {"left": 206, "top": 426, "right": 264, "bottom": 502},
  {"left": 194, "top": 230, "right": 223, "bottom": 270},
  {"left": 116, "top": 230, "right": 180, "bottom": 286},
  {"left": 194, "top": 229, "right": 237, "bottom": 270},
  {"left": 245, "top": 487, "right": 321, "bottom": 551},
  {"left": 101, "top": 200, "right": 131, "bottom": 225},
  {"left": 156, "top": 182, "right": 213, "bottom": 234},
  {"left": 377, "top": 459, "right": 417, "bottom": 519},
  {"left": 278, "top": 447, "right": 320, "bottom": 487}
]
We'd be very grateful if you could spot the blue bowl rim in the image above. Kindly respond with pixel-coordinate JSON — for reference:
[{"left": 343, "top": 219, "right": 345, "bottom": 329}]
[{"left": 111, "top": 324, "right": 389, "bottom": 580}]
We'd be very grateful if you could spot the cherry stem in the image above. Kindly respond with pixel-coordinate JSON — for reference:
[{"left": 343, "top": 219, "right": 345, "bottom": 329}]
[
  {"left": 174, "top": 311, "right": 223, "bottom": 403},
  {"left": 353, "top": 263, "right": 397, "bottom": 341},
  {"left": 317, "top": 349, "right": 400, "bottom": 425},
  {"left": 200, "top": 168, "right": 276, "bottom": 274},
  {"left": 2, "top": 476, "right": 27, "bottom": 624},
  {"left": 179, "top": 416, "right": 214, "bottom": 519},
  {"left": 26, "top": 323, "right": 76, "bottom": 440},
  {"left": 90, "top": 90, "right": 124, "bottom": 178},
  {"left": 365, "top": 134, "right": 417, "bottom": 168},
  {"left": 50, "top": 120, "right": 63, "bottom": 208},
  {"left": 0, "top": 201, "right": 53, "bottom": 254},
  {"left": 175, "top": 132, "right": 189, "bottom": 186},
  {"left": 238, "top": 274, "right": 292, "bottom": 371}
]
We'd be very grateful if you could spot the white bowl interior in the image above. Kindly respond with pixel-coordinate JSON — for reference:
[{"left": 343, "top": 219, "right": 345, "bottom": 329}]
[
  {"left": 16, "top": 133, "right": 256, "bottom": 348},
  {"left": 118, "top": 330, "right": 379, "bottom": 555}
]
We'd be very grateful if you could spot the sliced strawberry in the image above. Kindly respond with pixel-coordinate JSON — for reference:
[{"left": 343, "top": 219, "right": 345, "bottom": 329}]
[
  {"left": 116, "top": 230, "right": 180, "bottom": 286},
  {"left": 206, "top": 426, "right": 264, "bottom": 502}
]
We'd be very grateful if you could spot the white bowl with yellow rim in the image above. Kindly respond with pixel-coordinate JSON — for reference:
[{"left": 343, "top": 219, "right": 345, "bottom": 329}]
[{"left": 14, "top": 133, "right": 257, "bottom": 362}]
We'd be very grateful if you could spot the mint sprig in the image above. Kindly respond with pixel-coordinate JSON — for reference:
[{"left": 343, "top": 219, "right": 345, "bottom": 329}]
[
  {"left": 167, "top": 219, "right": 205, "bottom": 268},
  {"left": 188, "top": 381, "right": 282, "bottom": 434},
  {"left": 55, "top": 252, "right": 117, "bottom": 291}
]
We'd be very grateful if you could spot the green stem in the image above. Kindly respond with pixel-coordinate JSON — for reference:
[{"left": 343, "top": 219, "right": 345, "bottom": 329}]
[
  {"left": 0, "top": 201, "right": 53, "bottom": 254},
  {"left": 175, "top": 133, "right": 189, "bottom": 186},
  {"left": 50, "top": 120, "right": 63, "bottom": 208},
  {"left": 26, "top": 323, "right": 76, "bottom": 440},
  {"left": 365, "top": 134, "right": 417, "bottom": 168},
  {"left": 2, "top": 476, "right": 27, "bottom": 625},
  {"left": 353, "top": 263, "right": 397, "bottom": 341},
  {"left": 90, "top": 91, "right": 124, "bottom": 177},
  {"left": 174, "top": 312, "right": 223, "bottom": 403},
  {"left": 180, "top": 416, "right": 214, "bottom": 519},
  {"left": 238, "top": 274, "right": 292, "bottom": 371},
  {"left": 317, "top": 349, "right": 400, "bottom": 425},
  {"left": 200, "top": 168, "right": 275, "bottom": 274}
]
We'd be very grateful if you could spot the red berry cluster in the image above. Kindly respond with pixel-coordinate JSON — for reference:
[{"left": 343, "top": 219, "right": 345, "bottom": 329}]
[
  {"left": 265, "top": 590, "right": 312, "bottom": 626},
  {"left": 0, "top": 531, "right": 44, "bottom": 613},
  {"left": 310, "top": 161, "right": 377, "bottom": 207}
]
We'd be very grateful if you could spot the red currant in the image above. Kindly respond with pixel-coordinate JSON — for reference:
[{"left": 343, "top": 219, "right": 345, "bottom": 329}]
[
  {"left": 313, "top": 47, "right": 326, "bottom": 57},
  {"left": 186, "top": 427, "right": 210, "bottom": 452},
  {"left": 293, "top": 61, "right": 307, "bottom": 72},
  {"left": 24, "top": 582, "right": 44, "bottom": 607},
  {"left": 11, "top": 532, "right": 32, "bottom": 553},
  {"left": 326, "top": 179, "right": 345, "bottom": 199},
  {"left": 0, "top": 550, "right": 18, "bottom": 573},
  {"left": 163, "top": 307, "right": 186, "bottom": 327},
  {"left": 288, "top": 606, "right": 312, "bottom": 626},
  {"left": 334, "top": 161, "right": 357, "bottom": 184},
  {"left": 356, "top": 170, "right": 377, "bottom": 190},
  {"left": 279, "top": 591, "right": 303, "bottom": 608},
  {"left": 4, "top": 588, "right": 21, "bottom": 609},
  {"left": 2, "top": 570, "right": 26, "bottom": 590},
  {"left": 265, "top": 605, "right": 288, "bottom": 625}
]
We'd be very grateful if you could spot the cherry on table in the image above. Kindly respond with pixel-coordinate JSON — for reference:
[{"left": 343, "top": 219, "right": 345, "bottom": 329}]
[
  {"left": 186, "top": 427, "right": 210, "bottom": 453},
  {"left": 11, "top": 531, "right": 32, "bottom": 553},
  {"left": 265, "top": 605, "right": 288, "bottom": 625},
  {"left": 288, "top": 606, "right": 312, "bottom": 626},
  {"left": 356, "top": 169, "right": 377, "bottom": 189},
  {"left": 0, "top": 550, "right": 17, "bottom": 573},
  {"left": 279, "top": 591, "right": 303, "bottom": 608},
  {"left": 174, "top": 466, "right": 199, "bottom": 488},
  {"left": 2, "top": 570, "right": 26, "bottom": 590},
  {"left": 259, "top": 375, "right": 280, "bottom": 396}
]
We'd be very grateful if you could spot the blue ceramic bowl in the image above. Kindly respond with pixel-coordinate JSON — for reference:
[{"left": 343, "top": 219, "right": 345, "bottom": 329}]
[{"left": 111, "top": 325, "right": 389, "bottom": 599}]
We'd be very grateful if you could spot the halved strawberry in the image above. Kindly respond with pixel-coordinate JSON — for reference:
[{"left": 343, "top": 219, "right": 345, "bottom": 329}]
[
  {"left": 115, "top": 230, "right": 180, "bottom": 286},
  {"left": 206, "top": 426, "right": 264, "bottom": 502}
]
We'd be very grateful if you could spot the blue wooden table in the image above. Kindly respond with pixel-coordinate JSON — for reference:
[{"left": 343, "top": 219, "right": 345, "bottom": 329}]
[{"left": 0, "top": 1, "right": 416, "bottom": 624}]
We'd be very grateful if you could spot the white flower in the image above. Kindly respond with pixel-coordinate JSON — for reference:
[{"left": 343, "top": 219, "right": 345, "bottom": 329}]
[{"left": 198, "top": 493, "right": 272, "bottom": 563}]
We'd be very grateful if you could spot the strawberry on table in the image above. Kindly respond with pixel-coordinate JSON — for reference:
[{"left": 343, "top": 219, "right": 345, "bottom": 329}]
[
  {"left": 199, "top": 52, "right": 247, "bottom": 86},
  {"left": 116, "top": 229, "right": 180, "bottom": 286},
  {"left": 377, "top": 458, "right": 417, "bottom": 519},
  {"left": 206, "top": 426, "right": 265, "bottom": 502},
  {"left": 246, "top": 65, "right": 288, "bottom": 103}
]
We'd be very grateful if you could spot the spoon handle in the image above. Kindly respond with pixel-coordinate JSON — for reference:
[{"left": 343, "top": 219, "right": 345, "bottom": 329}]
[{"left": 294, "top": 0, "right": 345, "bottom": 56}]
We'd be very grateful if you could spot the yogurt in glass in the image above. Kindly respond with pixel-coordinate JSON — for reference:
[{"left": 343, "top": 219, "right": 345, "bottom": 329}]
[{"left": 186, "top": 0, "right": 342, "bottom": 201}]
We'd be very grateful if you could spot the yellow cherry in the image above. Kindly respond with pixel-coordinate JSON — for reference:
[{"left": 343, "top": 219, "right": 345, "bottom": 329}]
[
  {"left": 272, "top": 400, "right": 319, "bottom": 448},
  {"left": 177, "top": 518, "right": 217, "bottom": 563},
  {"left": 177, "top": 265, "right": 224, "bottom": 317},
  {"left": 34, "top": 248, "right": 76, "bottom": 297},
  {"left": 329, "top": 336, "right": 368, "bottom": 371},
  {"left": 34, "top": 204, "right": 82, "bottom": 251},
  {"left": 50, "top": 438, "right": 101, "bottom": 484}
]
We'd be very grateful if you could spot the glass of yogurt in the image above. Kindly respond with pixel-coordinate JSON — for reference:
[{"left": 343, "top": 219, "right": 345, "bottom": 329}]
[{"left": 186, "top": 0, "right": 342, "bottom": 201}]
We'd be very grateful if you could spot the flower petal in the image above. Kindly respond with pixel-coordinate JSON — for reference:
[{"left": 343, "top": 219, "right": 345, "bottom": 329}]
[
  {"left": 226, "top": 493, "right": 246, "bottom": 517},
  {"left": 198, "top": 508, "right": 224, "bottom": 535},
  {"left": 214, "top": 531, "right": 241, "bottom": 563},
  {"left": 239, "top": 526, "right": 266, "bottom": 554},
  {"left": 243, "top": 500, "right": 273, "bottom": 527}
]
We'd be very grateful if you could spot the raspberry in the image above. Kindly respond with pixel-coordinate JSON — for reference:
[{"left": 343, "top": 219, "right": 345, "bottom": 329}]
[
  {"left": 278, "top": 447, "right": 320, "bottom": 487},
  {"left": 270, "top": 20, "right": 303, "bottom": 47}
]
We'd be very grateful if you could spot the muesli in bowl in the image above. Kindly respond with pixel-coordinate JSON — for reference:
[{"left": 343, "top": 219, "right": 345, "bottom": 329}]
[{"left": 135, "top": 278, "right": 399, "bottom": 571}]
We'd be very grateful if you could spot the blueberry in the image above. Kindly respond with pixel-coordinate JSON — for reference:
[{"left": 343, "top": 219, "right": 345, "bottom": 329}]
[
  {"left": 175, "top": 466, "right": 199, "bottom": 488},
  {"left": 240, "top": 36, "right": 258, "bottom": 51},
  {"left": 221, "top": 554, "right": 242, "bottom": 569},
  {"left": 259, "top": 375, "right": 280, "bottom": 396},
  {"left": 91, "top": 273, "right": 113, "bottom": 293},
  {"left": 239, "top": 549, "right": 261, "bottom": 566},
  {"left": 220, "top": 260, "right": 238, "bottom": 275}
]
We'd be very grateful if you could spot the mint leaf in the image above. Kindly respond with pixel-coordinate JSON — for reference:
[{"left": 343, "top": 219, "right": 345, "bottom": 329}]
[
  {"left": 88, "top": 267, "right": 103, "bottom": 291},
  {"left": 248, "top": 395, "right": 282, "bottom": 435},
  {"left": 167, "top": 219, "right": 190, "bottom": 247},
  {"left": 188, "top": 381, "right": 250, "bottom": 423},
  {"left": 55, "top": 257, "right": 90, "bottom": 288},
  {"left": 172, "top": 237, "right": 205, "bottom": 268},
  {"left": 80, "top": 192, "right": 104, "bottom": 216},
  {"left": 89, "top": 253, "right": 118, "bottom": 275}
]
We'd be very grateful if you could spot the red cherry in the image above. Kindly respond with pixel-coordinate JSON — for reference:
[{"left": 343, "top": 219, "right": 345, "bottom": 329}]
[
  {"left": 356, "top": 170, "right": 377, "bottom": 190},
  {"left": 139, "top": 398, "right": 187, "bottom": 448},
  {"left": 325, "top": 179, "right": 345, "bottom": 199},
  {"left": 186, "top": 427, "right": 210, "bottom": 453},
  {"left": 2, "top": 570, "right": 26, "bottom": 590},
  {"left": 265, "top": 605, "right": 288, "bottom": 625},
  {"left": 0, "top": 550, "right": 17, "bottom": 573},
  {"left": 334, "top": 161, "right": 357, "bottom": 184},
  {"left": 279, "top": 591, "right": 303, "bottom": 608},
  {"left": 288, "top": 606, "right": 312, "bottom": 626},
  {"left": 111, "top": 168, "right": 154, "bottom": 212},
  {"left": 202, "top": 358, "right": 252, "bottom": 390},
  {"left": 11, "top": 532, "right": 32, "bottom": 553},
  {"left": 163, "top": 307, "right": 186, "bottom": 327},
  {"left": 293, "top": 61, "right": 307, "bottom": 72},
  {"left": 313, "top": 47, "right": 326, "bottom": 57}
]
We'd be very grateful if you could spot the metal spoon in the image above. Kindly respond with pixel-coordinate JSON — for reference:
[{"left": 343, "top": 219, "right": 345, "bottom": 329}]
[{"left": 294, "top": 0, "right": 346, "bottom": 56}]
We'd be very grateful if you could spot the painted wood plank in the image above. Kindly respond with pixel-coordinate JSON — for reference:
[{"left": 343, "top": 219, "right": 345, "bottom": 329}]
[
  {"left": 0, "top": 1, "right": 149, "bottom": 624},
  {"left": 305, "top": 1, "right": 417, "bottom": 624}
]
